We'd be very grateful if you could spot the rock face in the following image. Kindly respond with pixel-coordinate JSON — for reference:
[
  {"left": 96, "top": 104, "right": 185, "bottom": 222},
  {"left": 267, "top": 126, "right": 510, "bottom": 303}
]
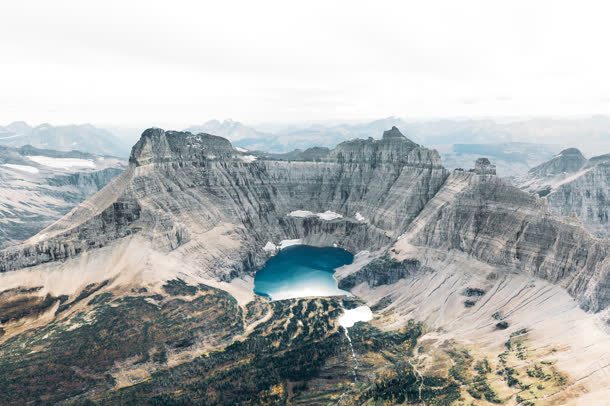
[
  {"left": 0, "top": 146, "right": 125, "bottom": 247},
  {"left": 518, "top": 148, "right": 610, "bottom": 237},
  {"left": 529, "top": 148, "right": 588, "bottom": 178},
  {"left": 474, "top": 157, "right": 496, "bottom": 175},
  {"left": 0, "top": 127, "right": 448, "bottom": 278},
  {"left": 338, "top": 255, "right": 428, "bottom": 290},
  {"left": 2, "top": 127, "right": 610, "bottom": 405},
  {"left": 404, "top": 170, "right": 610, "bottom": 312},
  {"left": 0, "top": 129, "right": 609, "bottom": 313}
]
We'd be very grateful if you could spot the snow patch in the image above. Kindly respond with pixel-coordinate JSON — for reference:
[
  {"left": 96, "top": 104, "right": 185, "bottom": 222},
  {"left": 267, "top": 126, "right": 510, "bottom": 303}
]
[
  {"left": 339, "top": 306, "right": 373, "bottom": 328},
  {"left": 239, "top": 155, "right": 257, "bottom": 163},
  {"left": 28, "top": 156, "right": 95, "bottom": 169},
  {"left": 262, "top": 241, "right": 278, "bottom": 252},
  {"left": 317, "top": 210, "right": 343, "bottom": 220},
  {"left": 288, "top": 210, "right": 343, "bottom": 221},
  {"left": 288, "top": 210, "right": 316, "bottom": 218},
  {"left": 1, "top": 164, "right": 39, "bottom": 174},
  {"left": 355, "top": 212, "right": 366, "bottom": 222},
  {"left": 235, "top": 147, "right": 249, "bottom": 153},
  {"left": 278, "top": 239, "right": 302, "bottom": 249}
]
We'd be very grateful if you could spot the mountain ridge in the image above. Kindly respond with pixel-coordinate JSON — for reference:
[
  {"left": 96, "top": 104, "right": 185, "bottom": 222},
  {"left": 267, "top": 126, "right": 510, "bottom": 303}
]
[
  {"left": 0, "top": 122, "right": 130, "bottom": 157},
  {"left": 518, "top": 147, "right": 610, "bottom": 237},
  {"left": 1, "top": 126, "right": 610, "bottom": 403},
  {"left": 1, "top": 127, "right": 608, "bottom": 311}
]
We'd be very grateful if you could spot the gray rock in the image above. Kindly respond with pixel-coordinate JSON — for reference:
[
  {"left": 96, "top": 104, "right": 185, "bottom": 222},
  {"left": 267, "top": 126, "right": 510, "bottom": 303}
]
[
  {"left": 518, "top": 148, "right": 610, "bottom": 237},
  {"left": 1, "top": 128, "right": 609, "bottom": 314}
]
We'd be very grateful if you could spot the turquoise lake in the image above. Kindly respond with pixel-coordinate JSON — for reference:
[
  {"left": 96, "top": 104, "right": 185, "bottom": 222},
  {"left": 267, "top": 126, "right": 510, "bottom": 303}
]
[{"left": 253, "top": 245, "right": 354, "bottom": 300}]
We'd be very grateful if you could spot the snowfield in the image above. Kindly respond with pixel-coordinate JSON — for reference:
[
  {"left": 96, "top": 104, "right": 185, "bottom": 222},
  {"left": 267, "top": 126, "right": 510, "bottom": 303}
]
[
  {"left": 262, "top": 241, "right": 278, "bottom": 252},
  {"left": 27, "top": 156, "right": 96, "bottom": 169},
  {"left": 288, "top": 210, "right": 343, "bottom": 221},
  {"left": 339, "top": 306, "right": 373, "bottom": 328},
  {"left": 262, "top": 239, "right": 304, "bottom": 252},
  {"left": 239, "top": 155, "right": 257, "bottom": 163},
  {"left": 278, "top": 239, "right": 303, "bottom": 249},
  {"left": 235, "top": 147, "right": 249, "bottom": 153},
  {"left": 1, "top": 164, "right": 40, "bottom": 174}
]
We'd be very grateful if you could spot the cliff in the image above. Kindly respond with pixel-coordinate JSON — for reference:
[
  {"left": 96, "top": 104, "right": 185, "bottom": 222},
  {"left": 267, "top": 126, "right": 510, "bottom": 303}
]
[
  {"left": 0, "top": 128, "right": 609, "bottom": 313},
  {"left": 401, "top": 170, "right": 610, "bottom": 312},
  {"left": 0, "top": 127, "right": 448, "bottom": 279},
  {"left": 518, "top": 148, "right": 610, "bottom": 237}
]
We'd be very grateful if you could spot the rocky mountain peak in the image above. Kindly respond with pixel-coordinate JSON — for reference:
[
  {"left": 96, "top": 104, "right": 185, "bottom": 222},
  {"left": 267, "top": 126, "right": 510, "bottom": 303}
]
[
  {"left": 528, "top": 147, "right": 587, "bottom": 177},
  {"left": 382, "top": 126, "right": 405, "bottom": 139},
  {"left": 559, "top": 147, "right": 584, "bottom": 156},
  {"left": 474, "top": 157, "right": 497, "bottom": 175},
  {"left": 5, "top": 121, "right": 32, "bottom": 134},
  {"left": 589, "top": 153, "right": 610, "bottom": 166},
  {"left": 381, "top": 126, "right": 418, "bottom": 146},
  {"left": 321, "top": 126, "right": 436, "bottom": 166},
  {"left": 130, "top": 128, "right": 235, "bottom": 166}
]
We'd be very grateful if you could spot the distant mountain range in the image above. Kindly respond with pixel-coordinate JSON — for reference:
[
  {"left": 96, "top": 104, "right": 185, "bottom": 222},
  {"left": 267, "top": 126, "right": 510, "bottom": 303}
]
[
  {"left": 3, "top": 116, "right": 610, "bottom": 176},
  {"left": 185, "top": 118, "right": 571, "bottom": 175},
  {"left": 0, "top": 145, "right": 126, "bottom": 247},
  {"left": 0, "top": 122, "right": 131, "bottom": 157},
  {"left": 184, "top": 117, "right": 413, "bottom": 152},
  {"left": 185, "top": 116, "right": 610, "bottom": 156}
]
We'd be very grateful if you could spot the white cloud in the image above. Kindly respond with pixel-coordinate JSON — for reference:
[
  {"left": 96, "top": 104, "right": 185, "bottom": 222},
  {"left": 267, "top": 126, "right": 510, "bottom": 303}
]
[{"left": 1, "top": 0, "right": 610, "bottom": 126}]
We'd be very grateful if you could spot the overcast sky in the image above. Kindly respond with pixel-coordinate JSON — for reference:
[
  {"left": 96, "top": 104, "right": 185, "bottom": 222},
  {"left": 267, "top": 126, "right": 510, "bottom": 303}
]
[{"left": 2, "top": 0, "right": 610, "bottom": 128}]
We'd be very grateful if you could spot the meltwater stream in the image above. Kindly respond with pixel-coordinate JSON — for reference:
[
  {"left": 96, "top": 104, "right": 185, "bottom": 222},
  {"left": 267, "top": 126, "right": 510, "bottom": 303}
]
[
  {"left": 339, "top": 306, "right": 374, "bottom": 382},
  {"left": 253, "top": 245, "right": 373, "bottom": 383}
]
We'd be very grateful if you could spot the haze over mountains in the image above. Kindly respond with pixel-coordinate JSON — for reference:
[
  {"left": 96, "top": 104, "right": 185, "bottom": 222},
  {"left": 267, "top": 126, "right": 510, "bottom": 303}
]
[
  {"left": 4, "top": 116, "right": 610, "bottom": 177},
  {"left": 184, "top": 116, "right": 610, "bottom": 176},
  {"left": 0, "top": 122, "right": 131, "bottom": 157}
]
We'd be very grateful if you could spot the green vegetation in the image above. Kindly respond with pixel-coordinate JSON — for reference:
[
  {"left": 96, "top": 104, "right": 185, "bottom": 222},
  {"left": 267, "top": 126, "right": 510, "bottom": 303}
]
[
  {"left": 350, "top": 319, "right": 423, "bottom": 355},
  {"left": 98, "top": 298, "right": 347, "bottom": 405},
  {"left": 463, "top": 288, "right": 486, "bottom": 297},
  {"left": 448, "top": 350, "right": 501, "bottom": 403},
  {"left": 359, "top": 363, "right": 461, "bottom": 405},
  {"left": 0, "top": 282, "right": 243, "bottom": 405},
  {"left": 162, "top": 278, "right": 198, "bottom": 296},
  {"left": 0, "top": 279, "right": 571, "bottom": 406}
]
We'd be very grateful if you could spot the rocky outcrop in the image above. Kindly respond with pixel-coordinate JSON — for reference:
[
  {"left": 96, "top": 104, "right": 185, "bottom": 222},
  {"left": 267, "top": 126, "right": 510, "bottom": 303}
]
[
  {"left": 338, "top": 255, "right": 428, "bottom": 290},
  {"left": 474, "top": 157, "right": 496, "bottom": 175}
]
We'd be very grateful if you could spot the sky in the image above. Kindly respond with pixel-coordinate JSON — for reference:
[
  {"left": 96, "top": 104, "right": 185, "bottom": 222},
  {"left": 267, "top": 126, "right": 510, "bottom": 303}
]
[{"left": 2, "top": 0, "right": 610, "bottom": 128}]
